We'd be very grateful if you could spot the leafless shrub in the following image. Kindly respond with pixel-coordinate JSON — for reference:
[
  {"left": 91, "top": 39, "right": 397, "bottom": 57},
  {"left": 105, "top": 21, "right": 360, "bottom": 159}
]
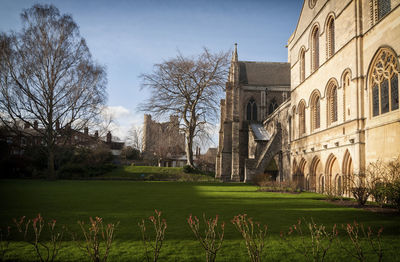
[
  {"left": 77, "top": 217, "right": 119, "bottom": 262},
  {"left": 231, "top": 214, "right": 268, "bottom": 262},
  {"left": 139, "top": 210, "right": 167, "bottom": 262},
  {"left": 339, "top": 221, "right": 384, "bottom": 262},
  {"left": 187, "top": 214, "right": 225, "bottom": 262},
  {"left": 280, "top": 219, "right": 337, "bottom": 262},
  {"left": 13, "top": 214, "right": 65, "bottom": 262}
]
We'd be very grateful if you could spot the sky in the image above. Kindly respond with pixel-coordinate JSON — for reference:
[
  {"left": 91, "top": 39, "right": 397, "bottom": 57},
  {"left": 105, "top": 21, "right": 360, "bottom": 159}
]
[{"left": 0, "top": 0, "right": 303, "bottom": 148}]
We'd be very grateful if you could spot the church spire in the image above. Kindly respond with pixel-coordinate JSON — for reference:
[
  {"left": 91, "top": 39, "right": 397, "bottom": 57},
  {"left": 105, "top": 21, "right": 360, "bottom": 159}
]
[{"left": 232, "top": 43, "right": 238, "bottom": 62}]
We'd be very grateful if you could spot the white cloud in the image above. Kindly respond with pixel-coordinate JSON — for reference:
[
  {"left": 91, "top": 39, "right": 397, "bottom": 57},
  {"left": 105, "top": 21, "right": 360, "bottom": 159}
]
[{"left": 101, "top": 105, "right": 143, "bottom": 141}]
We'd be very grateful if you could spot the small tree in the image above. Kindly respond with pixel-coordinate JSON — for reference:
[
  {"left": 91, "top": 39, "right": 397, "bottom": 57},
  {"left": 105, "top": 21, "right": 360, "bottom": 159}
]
[{"left": 139, "top": 49, "right": 229, "bottom": 167}]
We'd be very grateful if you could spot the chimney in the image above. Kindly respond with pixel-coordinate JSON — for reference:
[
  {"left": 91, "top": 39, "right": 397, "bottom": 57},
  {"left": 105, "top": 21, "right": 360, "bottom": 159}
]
[
  {"left": 106, "top": 131, "right": 112, "bottom": 143},
  {"left": 33, "top": 120, "right": 38, "bottom": 129},
  {"left": 94, "top": 130, "right": 99, "bottom": 138},
  {"left": 56, "top": 120, "right": 60, "bottom": 130},
  {"left": 24, "top": 122, "right": 30, "bottom": 129},
  {"left": 84, "top": 127, "right": 89, "bottom": 135}
]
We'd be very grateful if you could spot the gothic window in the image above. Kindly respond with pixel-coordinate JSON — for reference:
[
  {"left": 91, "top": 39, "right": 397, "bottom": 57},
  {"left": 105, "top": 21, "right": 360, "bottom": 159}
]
[
  {"left": 246, "top": 98, "right": 257, "bottom": 121},
  {"left": 326, "top": 16, "right": 335, "bottom": 59},
  {"left": 327, "top": 81, "right": 338, "bottom": 125},
  {"left": 311, "top": 26, "right": 319, "bottom": 72},
  {"left": 300, "top": 48, "right": 305, "bottom": 83},
  {"left": 268, "top": 98, "right": 278, "bottom": 115},
  {"left": 370, "top": 48, "right": 399, "bottom": 117},
  {"left": 311, "top": 92, "right": 320, "bottom": 131},
  {"left": 298, "top": 101, "right": 306, "bottom": 137}
]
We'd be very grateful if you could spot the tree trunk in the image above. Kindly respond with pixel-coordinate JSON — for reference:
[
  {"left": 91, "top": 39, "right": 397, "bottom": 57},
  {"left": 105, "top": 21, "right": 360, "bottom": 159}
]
[
  {"left": 47, "top": 146, "right": 56, "bottom": 180},
  {"left": 185, "top": 129, "right": 194, "bottom": 167}
]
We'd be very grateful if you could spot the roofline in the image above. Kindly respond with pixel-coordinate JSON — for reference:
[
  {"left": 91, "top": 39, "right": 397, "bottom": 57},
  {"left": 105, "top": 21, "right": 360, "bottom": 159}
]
[
  {"left": 288, "top": 0, "right": 306, "bottom": 46},
  {"left": 238, "top": 60, "right": 290, "bottom": 65}
]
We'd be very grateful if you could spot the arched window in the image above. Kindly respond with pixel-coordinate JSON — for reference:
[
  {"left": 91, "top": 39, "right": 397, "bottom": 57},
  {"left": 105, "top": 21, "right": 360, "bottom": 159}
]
[
  {"left": 310, "top": 92, "right": 320, "bottom": 131},
  {"left": 343, "top": 72, "right": 351, "bottom": 121},
  {"left": 311, "top": 26, "right": 319, "bottom": 72},
  {"left": 292, "top": 106, "right": 296, "bottom": 140},
  {"left": 268, "top": 98, "right": 278, "bottom": 115},
  {"left": 326, "top": 16, "right": 335, "bottom": 59},
  {"left": 370, "top": 48, "right": 399, "bottom": 117},
  {"left": 298, "top": 101, "right": 306, "bottom": 137},
  {"left": 299, "top": 48, "right": 306, "bottom": 82},
  {"left": 246, "top": 98, "right": 258, "bottom": 121},
  {"left": 327, "top": 81, "right": 338, "bottom": 125}
]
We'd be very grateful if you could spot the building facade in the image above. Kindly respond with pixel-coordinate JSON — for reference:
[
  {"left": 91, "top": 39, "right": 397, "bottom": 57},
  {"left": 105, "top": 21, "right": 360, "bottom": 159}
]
[
  {"left": 217, "top": 0, "right": 400, "bottom": 194},
  {"left": 215, "top": 45, "right": 290, "bottom": 181}
]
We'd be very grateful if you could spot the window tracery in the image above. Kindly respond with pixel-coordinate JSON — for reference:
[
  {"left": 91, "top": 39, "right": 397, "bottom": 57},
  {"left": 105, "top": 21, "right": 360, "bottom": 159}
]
[{"left": 370, "top": 48, "right": 399, "bottom": 117}]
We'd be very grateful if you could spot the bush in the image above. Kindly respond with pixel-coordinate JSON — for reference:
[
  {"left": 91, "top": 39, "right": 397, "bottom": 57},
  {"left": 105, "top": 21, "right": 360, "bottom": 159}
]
[
  {"left": 370, "top": 182, "right": 387, "bottom": 207},
  {"left": 386, "top": 181, "right": 400, "bottom": 210},
  {"left": 183, "top": 165, "right": 195, "bottom": 173},
  {"left": 351, "top": 186, "right": 370, "bottom": 206}
]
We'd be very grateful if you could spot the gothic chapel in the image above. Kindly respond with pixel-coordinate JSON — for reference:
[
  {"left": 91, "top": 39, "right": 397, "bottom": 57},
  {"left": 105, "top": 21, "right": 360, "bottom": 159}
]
[{"left": 216, "top": 0, "right": 400, "bottom": 195}]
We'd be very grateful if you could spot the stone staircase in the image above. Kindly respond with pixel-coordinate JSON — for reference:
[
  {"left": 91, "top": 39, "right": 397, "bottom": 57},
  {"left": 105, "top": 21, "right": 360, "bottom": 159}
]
[{"left": 244, "top": 123, "right": 282, "bottom": 182}]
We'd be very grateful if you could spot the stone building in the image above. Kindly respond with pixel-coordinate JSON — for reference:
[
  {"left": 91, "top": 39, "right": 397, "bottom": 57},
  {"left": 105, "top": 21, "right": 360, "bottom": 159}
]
[
  {"left": 288, "top": 0, "right": 400, "bottom": 193},
  {"left": 217, "top": 0, "right": 400, "bottom": 193},
  {"left": 215, "top": 45, "right": 291, "bottom": 181},
  {"left": 142, "top": 114, "right": 185, "bottom": 166}
]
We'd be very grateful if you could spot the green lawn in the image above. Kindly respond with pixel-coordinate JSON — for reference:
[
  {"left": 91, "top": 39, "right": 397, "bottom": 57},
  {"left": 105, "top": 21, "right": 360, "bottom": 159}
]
[
  {"left": 0, "top": 180, "right": 399, "bottom": 261},
  {"left": 100, "top": 165, "right": 216, "bottom": 181}
]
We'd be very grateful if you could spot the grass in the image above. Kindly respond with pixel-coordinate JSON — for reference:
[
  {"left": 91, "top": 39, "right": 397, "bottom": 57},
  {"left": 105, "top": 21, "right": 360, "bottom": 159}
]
[
  {"left": 99, "top": 165, "right": 216, "bottom": 181},
  {"left": 0, "top": 180, "right": 399, "bottom": 261}
]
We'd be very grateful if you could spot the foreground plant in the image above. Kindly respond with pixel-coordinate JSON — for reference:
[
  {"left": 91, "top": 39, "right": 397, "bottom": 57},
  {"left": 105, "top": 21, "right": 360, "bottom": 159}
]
[
  {"left": 0, "top": 226, "right": 11, "bottom": 261},
  {"left": 280, "top": 219, "right": 337, "bottom": 262},
  {"left": 339, "top": 221, "right": 384, "bottom": 262},
  {"left": 139, "top": 210, "right": 167, "bottom": 262},
  {"left": 77, "top": 217, "right": 119, "bottom": 262},
  {"left": 187, "top": 214, "right": 225, "bottom": 262},
  {"left": 13, "top": 214, "right": 65, "bottom": 262},
  {"left": 231, "top": 214, "right": 268, "bottom": 262}
]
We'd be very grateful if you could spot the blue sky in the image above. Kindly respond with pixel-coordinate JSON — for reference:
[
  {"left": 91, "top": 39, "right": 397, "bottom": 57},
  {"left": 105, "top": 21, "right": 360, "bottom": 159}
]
[{"left": 0, "top": 0, "right": 303, "bottom": 146}]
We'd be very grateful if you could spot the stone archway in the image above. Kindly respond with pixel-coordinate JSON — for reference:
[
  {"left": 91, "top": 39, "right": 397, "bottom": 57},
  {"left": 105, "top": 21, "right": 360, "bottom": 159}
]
[
  {"left": 298, "top": 158, "right": 307, "bottom": 190},
  {"left": 310, "top": 156, "right": 323, "bottom": 192},
  {"left": 325, "top": 154, "right": 340, "bottom": 195},
  {"left": 342, "top": 150, "right": 353, "bottom": 196}
]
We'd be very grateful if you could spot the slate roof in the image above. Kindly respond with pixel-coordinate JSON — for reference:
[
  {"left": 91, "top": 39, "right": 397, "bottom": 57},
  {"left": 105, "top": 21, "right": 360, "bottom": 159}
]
[
  {"left": 238, "top": 61, "right": 290, "bottom": 86},
  {"left": 250, "top": 123, "right": 270, "bottom": 141}
]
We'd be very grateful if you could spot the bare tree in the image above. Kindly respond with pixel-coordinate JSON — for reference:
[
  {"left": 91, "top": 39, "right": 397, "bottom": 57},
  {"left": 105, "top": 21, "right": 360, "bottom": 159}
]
[
  {"left": 126, "top": 124, "right": 143, "bottom": 151},
  {"left": 139, "top": 49, "right": 229, "bottom": 167},
  {"left": 0, "top": 4, "right": 107, "bottom": 179}
]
